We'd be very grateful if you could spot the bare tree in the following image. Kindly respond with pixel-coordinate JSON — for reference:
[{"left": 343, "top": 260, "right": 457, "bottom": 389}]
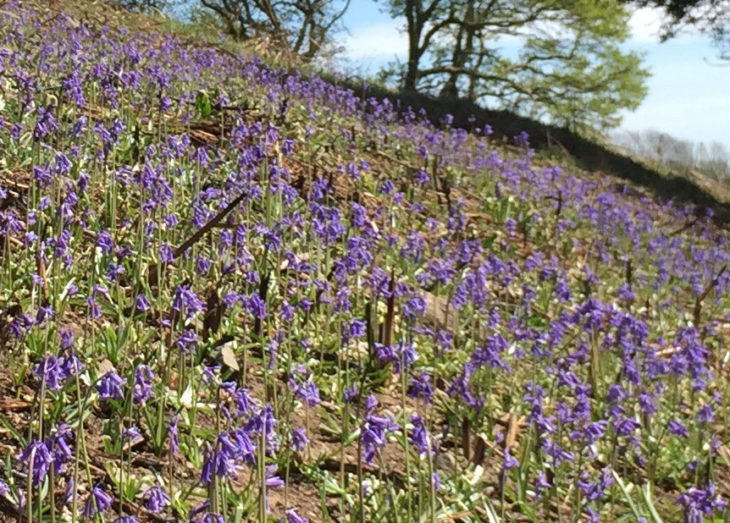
[
  {"left": 197, "top": 0, "right": 350, "bottom": 60},
  {"left": 614, "top": 129, "right": 730, "bottom": 179},
  {"left": 115, "top": 0, "right": 173, "bottom": 12}
]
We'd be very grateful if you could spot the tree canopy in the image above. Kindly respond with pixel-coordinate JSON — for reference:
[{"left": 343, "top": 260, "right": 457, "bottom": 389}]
[
  {"left": 629, "top": 0, "right": 729, "bottom": 58},
  {"left": 380, "top": 0, "right": 649, "bottom": 133}
]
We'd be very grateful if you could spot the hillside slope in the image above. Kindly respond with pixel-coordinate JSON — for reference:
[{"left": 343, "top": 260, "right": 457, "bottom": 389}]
[
  {"left": 1, "top": 2, "right": 730, "bottom": 522},
  {"left": 328, "top": 78, "right": 730, "bottom": 221}
]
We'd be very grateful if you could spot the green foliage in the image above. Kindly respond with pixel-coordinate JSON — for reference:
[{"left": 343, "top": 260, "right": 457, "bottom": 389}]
[
  {"left": 628, "top": 0, "right": 730, "bottom": 59},
  {"left": 381, "top": 0, "right": 650, "bottom": 133}
]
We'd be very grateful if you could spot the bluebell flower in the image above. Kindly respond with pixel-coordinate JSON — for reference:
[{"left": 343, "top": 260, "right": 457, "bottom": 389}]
[
  {"left": 668, "top": 419, "right": 689, "bottom": 438},
  {"left": 144, "top": 484, "right": 170, "bottom": 513},
  {"left": 176, "top": 328, "right": 198, "bottom": 354},
  {"left": 96, "top": 230, "right": 114, "bottom": 254},
  {"left": 678, "top": 483, "right": 727, "bottom": 521},
  {"left": 265, "top": 465, "right": 284, "bottom": 488},
  {"left": 292, "top": 428, "right": 309, "bottom": 452},
  {"left": 285, "top": 508, "right": 308, "bottom": 523},
  {"left": 234, "top": 387, "right": 257, "bottom": 417},
  {"left": 697, "top": 403, "right": 715, "bottom": 424},
  {"left": 534, "top": 472, "right": 551, "bottom": 498},
  {"left": 96, "top": 371, "right": 126, "bottom": 401},
  {"left": 410, "top": 415, "right": 432, "bottom": 457},
  {"left": 82, "top": 484, "right": 113, "bottom": 518},
  {"left": 135, "top": 293, "right": 151, "bottom": 312},
  {"left": 360, "top": 395, "right": 399, "bottom": 464},
  {"left": 408, "top": 373, "right": 434, "bottom": 404},
  {"left": 172, "top": 283, "right": 206, "bottom": 319},
  {"left": 18, "top": 440, "right": 51, "bottom": 486},
  {"left": 133, "top": 365, "right": 154, "bottom": 404},
  {"left": 343, "top": 386, "right": 360, "bottom": 403},
  {"left": 34, "top": 355, "right": 69, "bottom": 391},
  {"left": 168, "top": 414, "right": 180, "bottom": 456}
]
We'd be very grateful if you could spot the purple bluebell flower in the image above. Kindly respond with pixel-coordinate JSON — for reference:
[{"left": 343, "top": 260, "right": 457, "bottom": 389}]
[
  {"left": 122, "top": 425, "right": 142, "bottom": 445},
  {"left": 35, "top": 304, "right": 55, "bottom": 326},
  {"left": 293, "top": 379, "right": 320, "bottom": 408},
  {"left": 534, "top": 472, "right": 552, "bottom": 498},
  {"left": 198, "top": 513, "right": 225, "bottom": 523},
  {"left": 432, "top": 471, "right": 441, "bottom": 491},
  {"left": 82, "top": 484, "right": 113, "bottom": 518},
  {"left": 408, "top": 374, "right": 434, "bottom": 404},
  {"left": 697, "top": 403, "right": 714, "bottom": 424},
  {"left": 96, "top": 371, "right": 126, "bottom": 401},
  {"left": 135, "top": 293, "right": 151, "bottom": 312},
  {"left": 410, "top": 415, "right": 432, "bottom": 457},
  {"left": 578, "top": 468, "right": 613, "bottom": 502},
  {"left": 343, "top": 386, "right": 360, "bottom": 403},
  {"left": 230, "top": 428, "right": 256, "bottom": 463},
  {"left": 234, "top": 387, "right": 257, "bottom": 417},
  {"left": 46, "top": 425, "right": 73, "bottom": 474},
  {"left": 202, "top": 366, "right": 220, "bottom": 386},
  {"left": 402, "top": 295, "right": 427, "bottom": 320},
  {"left": 285, "top": 508, "right": 308, "bottom": 523},
  {"left": 144, "top": 484, "right": 170, "bottom": 513},
  {"left": 360, "top": 395, "right": 399, "bottom": 464},
  {"left": 584, "top": 506, "right": 600, "bottom": 523},
  {"left": 133, "top": 365, "right": 154, "bottom": 404},
  {"left": 265, "top": 465, "right": 284, "bottom": 488},
  {"left": 503, "top": 448, "right": 519, "bottom": 470},
  {"left": 97, "top": 230, "right": 114, "bottom": 254},
  {"left": 246, "top": 404, "right": 278, "bottom": 446},
  {"left": 168, "top": 414, "right": 180, "bottom": 456},
  {"left": 18, "top": 440, "right": 52, "bottom": 486},
  {"left": 86, "top": 296, "right": 101, "bottom": 319},
  {"left": 176, "top": 328, "right": 198, "bottom": 354},
  {"left": 348, "top": 319, "right": 366, "bottom": 339},
  {"left": 64, "top": 477, "right": 75, "bottom": 505},
  {"left": 34, "top": 355, "right": 70, "bottom": 391},
  {"left": 678, "top": 483, "right": 726, "bottom": 521},
  {"left": 200, "top": 444, "right": 214, "bottom": 484},
  {"left": 292, "top": 428, "right": 309, "bottom": 452},
  {"left": 245, "top": 294, "right": 267, "bottom": 320},
  {"left": 668, "top": 419, "right": 689, "bottom": 438},
  {"left": 614, "top": 416, "right": 641, "bottom": 437},
  {"left": 172, "top": 283, "right": 206, "bottom": 319}
]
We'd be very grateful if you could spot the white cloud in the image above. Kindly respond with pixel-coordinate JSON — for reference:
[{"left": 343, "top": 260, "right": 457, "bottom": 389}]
[
  {"left": 342, "top": 22, "right": 407, "bottom": 61},
  {"left": 628, "top": 7, "right": 668, "bottom": 43}
]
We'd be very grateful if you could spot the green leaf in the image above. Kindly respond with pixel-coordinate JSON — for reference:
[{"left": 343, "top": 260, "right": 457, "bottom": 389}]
[
  {"left": 639, "top": 484, "right": 664, "bottom": 523},
  {"left": 195, "top": 91, "right": 212, "bottom": 118},
  {"left": 0, "top": 413, "right": 26, "bottom": 447},
  {"left": 612, "top": 469, "right": 643, "bottom": 520}
]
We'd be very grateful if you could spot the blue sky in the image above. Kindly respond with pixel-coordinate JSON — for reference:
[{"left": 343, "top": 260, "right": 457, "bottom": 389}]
[{"left": 336, "top": 3, "right": 730, "bottom": 151}]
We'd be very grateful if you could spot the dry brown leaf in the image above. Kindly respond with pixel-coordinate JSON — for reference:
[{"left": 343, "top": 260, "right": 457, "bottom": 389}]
[
  {"left": 505, "top": 411, "right": 520, "bottom": 451},
  {"left": 98, "top": 358, "right": 115, "bottom": 376},
  {"left": 220, "top": 345, "right": 240, "bottom": 371}
]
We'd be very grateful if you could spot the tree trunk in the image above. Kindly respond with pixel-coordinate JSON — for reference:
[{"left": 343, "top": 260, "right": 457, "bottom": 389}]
[
  {"left": 440, "top": 25, "right": 463, "bottom": 98},
  {"left": 440, "top": 2, "right": 474, "bottom": 99},
  {"left": 404, "top": 0, "right": 421, "bottom": 92}
]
